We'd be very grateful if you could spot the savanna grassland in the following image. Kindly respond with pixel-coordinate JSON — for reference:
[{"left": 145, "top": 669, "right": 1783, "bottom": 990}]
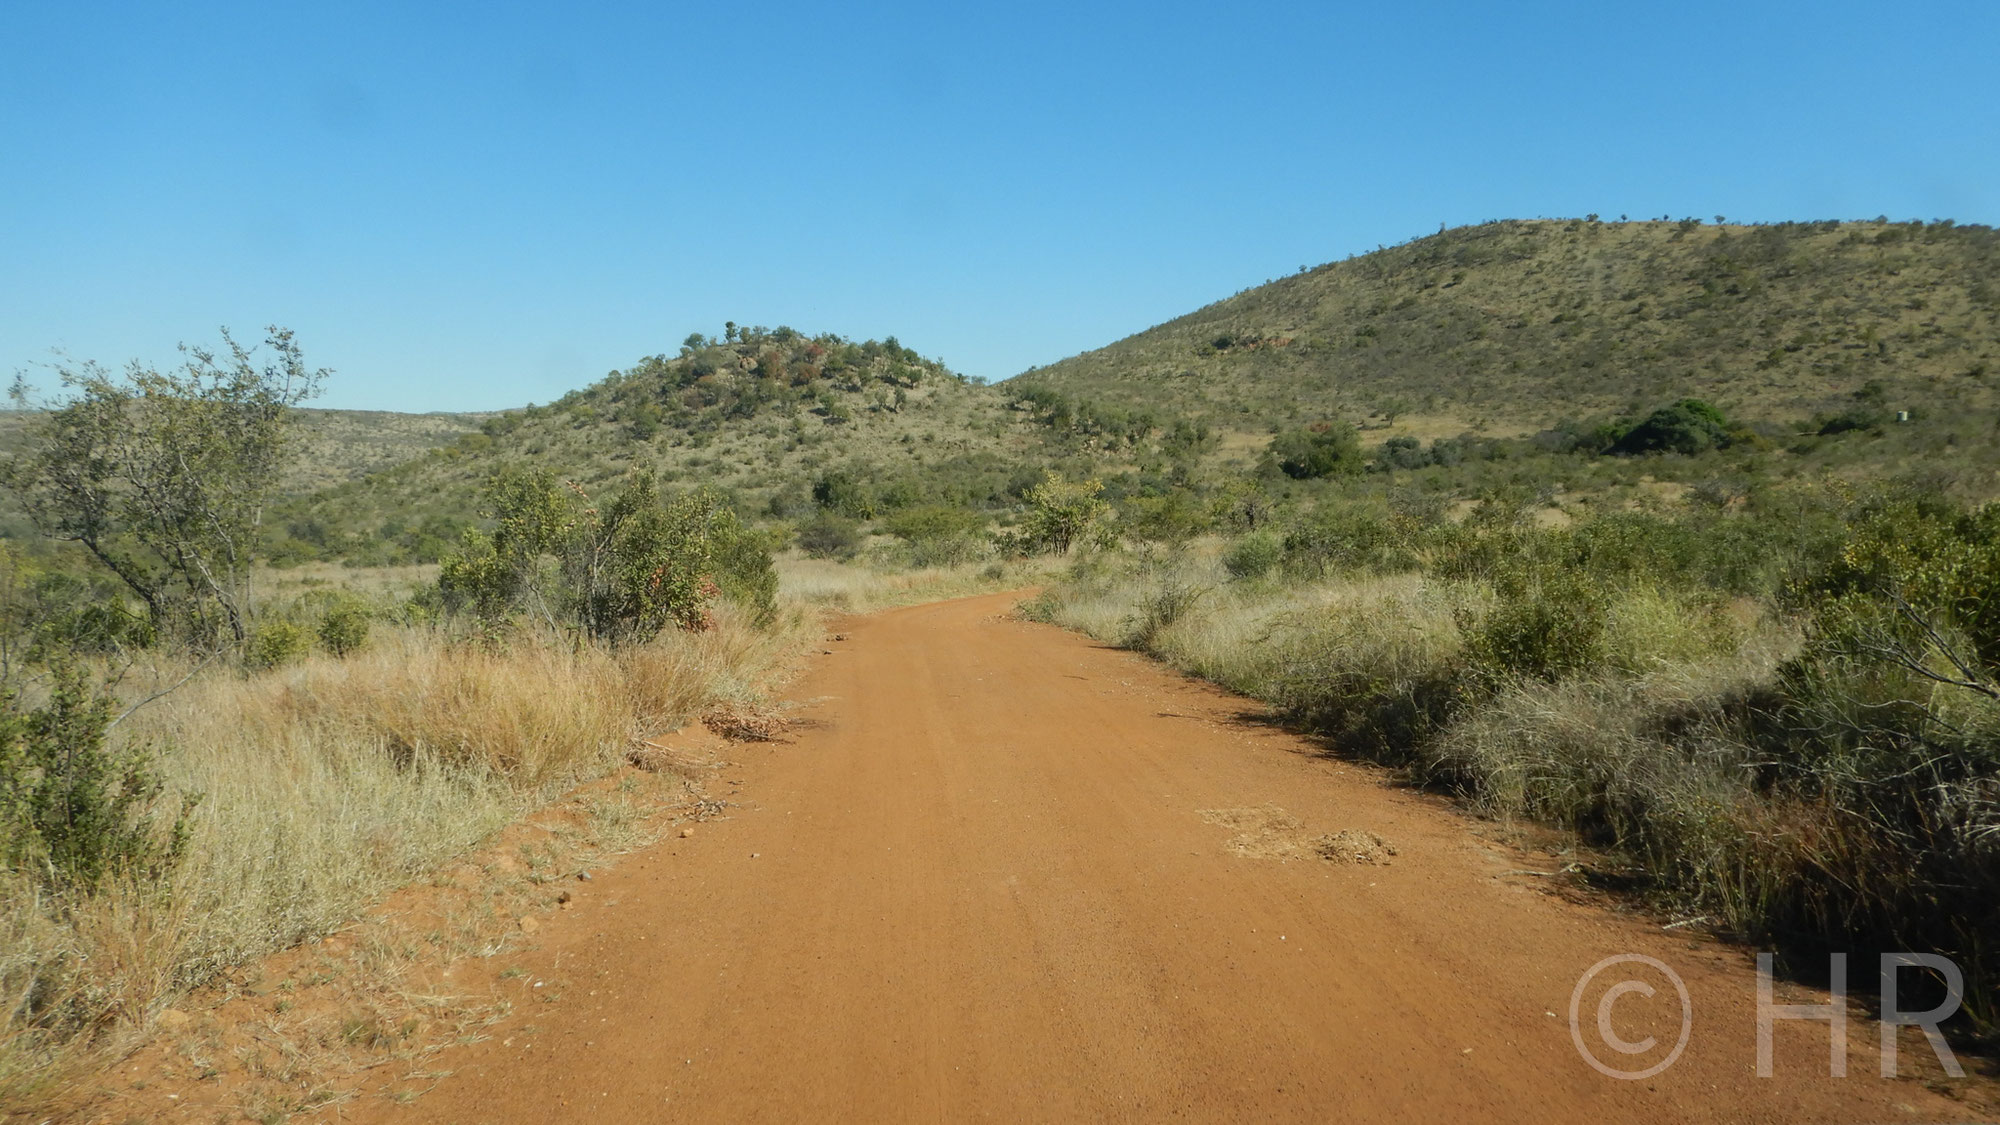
[{"left": 3, "top": 217, "right": 1999, "bottom": 1118}]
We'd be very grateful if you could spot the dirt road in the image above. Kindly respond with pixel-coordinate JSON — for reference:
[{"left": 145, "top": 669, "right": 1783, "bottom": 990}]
[{"left": 358, "top": 592, "right": 1981, "bottom": 1123}]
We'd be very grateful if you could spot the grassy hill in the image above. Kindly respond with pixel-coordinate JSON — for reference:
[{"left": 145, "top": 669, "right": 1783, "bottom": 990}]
[
  {"left": 1009, "top": 218, "right": 2000, "bottom": 441},
  {"left": 270, "top": 327, "right": 1059, "bottom": 564}
]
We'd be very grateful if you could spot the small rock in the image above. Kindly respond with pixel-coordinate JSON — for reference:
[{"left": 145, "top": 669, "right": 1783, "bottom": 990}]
[
  {"left": 157, "top": 1008, "right": 192, "bottom": 1030},
  {"left": 557, "top": 890, "right": 572, "bottom": 905},
  {"left": 519, "top": 916, "right": 541, "bottom": 934},
  {"left": 576, "top": 870, "right": 593, "bottom": 882},
  {"left": 679, "top": 826, "right": 695, "bottom": 839}
]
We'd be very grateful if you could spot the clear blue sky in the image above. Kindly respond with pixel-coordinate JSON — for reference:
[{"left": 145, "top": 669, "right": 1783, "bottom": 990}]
[{"left": 4, "top": 1, "right": 1996, "bottom": 412}]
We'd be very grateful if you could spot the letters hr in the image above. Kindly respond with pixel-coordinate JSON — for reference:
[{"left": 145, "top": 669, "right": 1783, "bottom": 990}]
[{"left": 1756, "top": 953, "right": 1965, "bottom": 1078}]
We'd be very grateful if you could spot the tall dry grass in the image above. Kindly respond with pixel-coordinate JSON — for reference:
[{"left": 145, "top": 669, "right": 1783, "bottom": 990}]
[
  {"left": 776, "top": 553, "right": 1053, "bottom": 614},
  {"left": 0, "top": 605, "right": 814, "bottom": 1114}
]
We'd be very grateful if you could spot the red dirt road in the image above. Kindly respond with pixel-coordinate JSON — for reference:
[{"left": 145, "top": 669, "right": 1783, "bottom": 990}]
[{"left": 357, "top": 593, "right": 1984, "bottom": 1123}]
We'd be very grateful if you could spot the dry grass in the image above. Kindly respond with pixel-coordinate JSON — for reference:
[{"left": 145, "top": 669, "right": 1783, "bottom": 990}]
[
  {"left": 0, "top": 605, "right": 815, "bottom": 1118},
  {"left": 776, "top": 553, "right": 1056, "bottom": 614}
]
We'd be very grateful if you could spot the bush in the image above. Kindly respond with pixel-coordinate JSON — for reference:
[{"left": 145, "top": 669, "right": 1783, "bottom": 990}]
[
  {"left": 316, "top": 599, "right": 371, "bottom": 657},
  {"left": 1268, "top": 422, "right": 1363, "bottom": 478},
  {"left": 246, "top": 620, "right": 310, "bottom": 669},
  {"left": 1265, "top": 590, "right": 1465, "bottom": 765},
  {"left": 1609, "top": 399, "right": 1731, "bottom": 455},
  {"left": 1122, "top": 491, "right": 1210, "bottom": 545},
  {"left": 1377, "top": 435, "right": 1431, "bottom": 470},
  {"left": 439, "top": 468, "right": 768, "bottom": 641},
  {"left": 1019, "top": 472, "right": 1110, "bottom": 555},
  {"left": 881, "top": 505, "right": 987, "bottom": 566},
  {"left": 0, "top": 663, "right": 193, "bottom": 892},
  {"left": 908, "top": 534, "right": 987, "bottom": 568},
  {"left": 1282, "top": 507, "right": 1424, "bottom": 578},
  {"left": 881, "top": 505, "right": 982, "bottom": 543},
  {"left": 1124, "top": 564, "right": 1208, "bottom": 651},
  {"left": 1222, "top": 532, "right": 1282, "bottom": 580},
  {"left": 797, "top": 513, "right": 863, "bottom": 560},
  {"left": 1458, "top": 565, "right": 1607, "bottom": 682},
  {"left": 1815, "top": 406, "right": 1887, "bottom": 435}
]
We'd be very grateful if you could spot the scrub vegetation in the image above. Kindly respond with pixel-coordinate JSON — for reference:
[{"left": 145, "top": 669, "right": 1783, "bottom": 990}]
[{"left": 3, "top": 214, "right": 1999, "bottom": 1113}]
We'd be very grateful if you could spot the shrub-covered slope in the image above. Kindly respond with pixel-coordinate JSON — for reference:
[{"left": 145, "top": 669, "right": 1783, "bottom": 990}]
[
  {"left": 274, "top": 327, "right": 1052, "bottom": 563},
  {"left": 1011, "top": 218, "right": 2000, "bottom": 435}
]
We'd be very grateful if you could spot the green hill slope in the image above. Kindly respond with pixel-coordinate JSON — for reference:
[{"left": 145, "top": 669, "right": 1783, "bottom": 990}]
[
  {"left": 274, "top": 327, "right": 1054, "bottom": 564},
  {"left": 1010, "top": 218, "right": 2000, "bottom": 438}
]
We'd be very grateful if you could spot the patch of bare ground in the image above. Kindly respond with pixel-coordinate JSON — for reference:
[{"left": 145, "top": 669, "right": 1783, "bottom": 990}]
[{"left": 1198, "top": 805, "right": 1398, "bottom": 864}]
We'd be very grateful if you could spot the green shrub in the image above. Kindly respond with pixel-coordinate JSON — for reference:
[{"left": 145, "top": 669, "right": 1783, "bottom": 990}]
[
  {"left": 1609, "top": 399, "right": 1730, "bottom": 455},
  {"left": 1019, "top": 472, "right": 1110, "bottom": 555},
  {"left": 438, "top": 468, "right": 767, "bottom": 640},
  {"left": 1282, "top": 507, "right": 1423, "bottom": 578},
  {"left": 1124, "top": 566, "right": 1207, "bottom": 650},
  {"left": 316, "top": 599, "right": 371, "bottom": 657},
  {"left": 1223, "top": 532, "right": 1282, "bottom": 580},
  {"left": 1458, "top": 565, "right": 1607, "bottom": 682},
  {"left": 908, "top": 534, "right": 986, "bottom": 568},
  {"left": 0, "top": 663, "right": 194, "bottom": 892},
  {"left": 1268, "top": 421, "right": 1363, "bottom": 478},
  {"left": 247, "top": 620, "right": 309, "bottom": 669},
  {"left": 797, "top": 513, "right": 863, "bottom": 560},
  {"left": 1376, "top": 435, "right": 1431, "bottom": 470},
  {"left": 881, "top": 505, "right": 982, "bottom": 543},
  {"left": 1121, "top": 491, "right": 1210, "bottom": 545},
  {"left": 1266, "top": 598, "right": 1465, "bottom": 766},
  {"left": 881, "top": 505, "right": 988, "bottom": 567}
]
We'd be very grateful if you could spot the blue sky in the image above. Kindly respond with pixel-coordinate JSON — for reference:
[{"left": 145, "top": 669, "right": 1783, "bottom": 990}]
[{"left": 3, "top": 1, "right": 1996, "bottom": 412}]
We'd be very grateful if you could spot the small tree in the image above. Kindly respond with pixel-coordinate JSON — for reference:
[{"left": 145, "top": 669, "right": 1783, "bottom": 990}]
[
  {"left": 6, "top": 328, "right": 325, "bottom": 646},
  {"left": 1021, "top": 472, "right": 1109, "bottom": 555}
]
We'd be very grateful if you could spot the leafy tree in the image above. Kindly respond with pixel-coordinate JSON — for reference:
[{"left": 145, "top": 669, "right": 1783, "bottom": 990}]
[{"left": 6, "top": 328, "right": 325, "bottom": 646}]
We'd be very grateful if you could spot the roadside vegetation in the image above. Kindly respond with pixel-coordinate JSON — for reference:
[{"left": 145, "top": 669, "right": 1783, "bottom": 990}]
[
  {"left": 1028, "top": 474, "right": 2000, "bottom": 1044},
  {"left": 0, "top": 333, "right": 813, "bottom": 1115}
]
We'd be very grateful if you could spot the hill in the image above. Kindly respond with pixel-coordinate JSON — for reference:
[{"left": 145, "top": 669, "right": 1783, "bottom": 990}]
[
  {"left": 270, "top": 327, "right": 1057, "bottom": 564},
  {"left": 1008, "top": 218, "right": 2000, "bottom": 440},
  {"left": 0, "top": 406, "right": 485, "bottom": 497}
]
